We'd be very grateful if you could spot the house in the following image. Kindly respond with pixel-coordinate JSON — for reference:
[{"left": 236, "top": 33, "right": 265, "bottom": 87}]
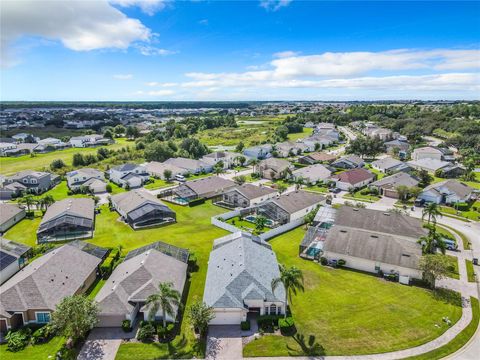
[
  {"left": 0, "top": 204, "right": 26, "bottom": 233},
  {"left": 95, "top": 242, "right": 188, "bottom": 327},
  {"left": 257, "top": 190, "right": 325, "bottom": 225},
  {"left": 321, "top": 207, "right": 426, "bottom": 283},
  {"left": 384, "top": 139, "right": 409, "bottom": 157},
  {"left": 173, "top": 176, "right": 236, "bottom": 203},
  {"left": 300, "top": 134, "right": 337, "bottom": 151},
  {"left": 331, "top": 155, "right": 365, "bottom": 169},
  {"left": 371, "top": 157, "right": 411, "bottom": 174},
  {"left": 418, "top": 180, "right": 475, "bottom": 205},
  {"left": 274, "top": 142, "right": 309, "bottom": 157},
  {"left": 0, "top": 238, "right": 31, "bottom": 285},
  {"left": 411, "top": 146, "right": 454, "bottom": 162},
  {"left": 365, "top": 127, "right": 392, "bottom": 140},
  {"left": 0, "top": 242, "right": 103, "bottom": 332},
  {"left": 37, "top": 198, "right": 95, "bottom": 242},
  {"left": 146, "top": 161, "right": 186, "bottom": 180},
  {"left": 243, "top": 144, "right": 272, "bottom": 160},
  {"left": 109, "top": 163, "right": 149, "bottom": 188},
  {"left": 290, "top": 164, "right": 332, "bottom": 184},
  {"left": 163, "top": 157, "right": 213, "bottom": 174},
  {"left": 331, "top": 168, "right": 376, "bottom": 191},
  {"left": 111, "top": 189, "right": 176, "bottom": 229},
  {"left": 201, "top": 151, "right": 239, "bottom": 169},
  {"left": 258, "top": 158, "right": 293, "bottom": 180},
  {"left": 298, "top": 152, "right": 336, "bottom": 165},
  {"left": 407, "top": 158, "right": 450, "bottom": 174},
  {"left": 11, "top": 133, "right": 37, "bottom": 143},
  {"left": 66, "top": 168, "right": 107, "bottom": 193},
  {"left": 0, "top": 182, "right": 27, "bottom": 200},
  {"left": 437, "top": 163, "right": 467, "bottom": 178},
  {"left": 370, "top": 172, "right": 419, "bottom": 198},
  {"left": 69, "top": 134, "right": 112, "bottom": 148},
  {"left": 203, "top": 232, "right": 286, "bottom": 325},
  {"left": 35, "top": 138, "right": 68, "bottom": 152},
  {"left": 3, "top": 170, "right": 59, "bottom": 195},
  {"left": 0, "top": 142, "right": 18, "bottom": 157},
  {"left": 220, "top": 184, "right": 278, "bottom": 208}
]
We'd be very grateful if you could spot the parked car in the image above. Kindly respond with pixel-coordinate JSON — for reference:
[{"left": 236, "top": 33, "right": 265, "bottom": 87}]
[
  {"left": 330, "top": 188, "right": 341, "bottom": 194},
  {"left": 175, "top": 174, "right": 186, "bottom": 182},
  {"left": 414, "top": 198, "right": 425, "bottom": 207},
  {"left": 442, "top": 238, "right": 458, "bottom": 251}
]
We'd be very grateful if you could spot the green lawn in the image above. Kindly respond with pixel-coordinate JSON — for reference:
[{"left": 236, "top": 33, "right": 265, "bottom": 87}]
[
  {"left": 445, "top": 255, "right": 460, "bottom": 280},
  {"left": 343, "top": 189, "right": 381, "bottom": 203},
  {"left": 466, "top": 260, "right": 476, "bottom": 283},
  {"left": 439, "top": 202, "right": 480, "bottom": 222},
  {"left": 366, "top": 164, "right": 385, "bottom": 180},
  {"left": 0, "top": 336, "right": 65, "bottom": 360},
  {"left": 305, "top": 185, "right": 329, "bottom": 193},
  {"left": 144, "top": 177, "right": 171, "bottom": 190},
  {"left": 243, "top": 227, "right": 463, "bottom": 357},
  {"left": 0, "top": 138, "right": 130, "bottom": 175},
  {"left": 13, "top": 180, "right": 91, "bottom": 203},
  {"left": 287, "top": 128, "right": 314, "bottom": 141},
  {"left": 224, "top": 216, "right": 266, "bottom": 234},
  {"left": 87, "top": 279, "right": 106, "bottom": 300},
  {"left": 438, "top": 224, "right": 470, "bottom": 250}
]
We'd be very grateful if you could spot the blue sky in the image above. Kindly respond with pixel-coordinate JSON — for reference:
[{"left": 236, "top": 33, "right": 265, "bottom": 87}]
[{"left": 1, "top": 0, "right": 479, "bottom": 101}]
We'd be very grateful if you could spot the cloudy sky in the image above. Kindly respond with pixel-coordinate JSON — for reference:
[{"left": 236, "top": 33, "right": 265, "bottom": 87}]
[{"left": 1, "top": 0, "right": 479, "bottom": 101}]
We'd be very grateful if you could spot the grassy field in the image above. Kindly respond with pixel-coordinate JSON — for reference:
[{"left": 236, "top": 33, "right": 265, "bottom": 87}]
[
  {"left": 305, "top": 185, "right": 329, "bottom": 193},
  {"left": 243, "top": 227, "right": 463, "bottom": 357},
  {"left": 445, "top": 255, "right": 460, "bottom": 280},
  {"left": 144, "top": 178, "right": 171, "bottom": 190},
  {"left": 465, "top": 260, "right": 476, "bottom": 283},
  {"left": 0, "top": 336, "right": 65, "bottom": 360},
  {"left": 343, "top": 189, "right": 381, "bottom": 203},
  {"left": 0, "top": 138, "right": 130, "bottom": 175}
]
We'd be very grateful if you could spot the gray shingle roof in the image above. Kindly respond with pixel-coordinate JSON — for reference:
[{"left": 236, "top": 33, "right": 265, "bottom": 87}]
[
  {"left": 292, "top": 164, "right": 331, "bottom": 180},
  {"left": 182, "top": 176, "right": 236, "bottom": 197},
  {"left": 0, "top": 243, "right": 101, "bottom": 316},
  {"left": 230, "top": 184, "right": 277, "bottom": 200},
  {"left": 112, "top": 163, "right": 140, "bottom": 172},
  {"left": 423, "top": 180, "right": 474, "bottom": 199},
  {"left": 259, "top": 158, "right": 291, "bottom": 172},
  {"left": 270, "top": 190, "right": 325, "bottom": 214},
  {"left": 111, "top": 189, "right": 171, "bottom": 215},
  {"left": 163, "top": 157, "right": 210, "bottom": 171},
  {"left": 204, "top": 232, "right": 285, "bottom": 309},
  {"left": 371, "top": 157, "right": 404, "bottom": 171},
  {"left": 371, "top": 172, "right": 419, "bottom": 189},
  {"left": 0, "top": 203, "right": 24, "bottom": 225},
  {"left": 67, "top": 168, "right": 103, "bottom": 179},
  {"left": 40, "top": 198, "right": 95, "bottom": 225}
]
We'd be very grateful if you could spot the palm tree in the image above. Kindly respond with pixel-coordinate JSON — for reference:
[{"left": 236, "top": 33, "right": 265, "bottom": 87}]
[
  {"left": 145, "top": 282, "right": 182, "bottom": 328},
  {"left": 422, "top": 203, "right": 442, "bottom": 226},
  {"left": 271, "top": 264, "right": 305, "bottom": 318},
  {"left": 295, "top": 177, "right": 304, "bottom": 191},
  {"left": 250, "top": 159, "right": 260, "bottom": 174},
  {"left": 20, "top": 194, "right": 36, "bottom": 213},
  {"left": 418, "top": 229, "right": 446, "bottom": 255},
  {"left": 41, "top": 195, "right": 55, "bottom": 212}
]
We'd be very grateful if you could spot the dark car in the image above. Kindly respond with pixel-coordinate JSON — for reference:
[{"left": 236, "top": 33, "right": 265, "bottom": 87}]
[
  {"left": 414, "top": 198, "right": 426, "bottom": 207},
  {"left": 330, "top": 188, "right": 341, "bottom": 194}
]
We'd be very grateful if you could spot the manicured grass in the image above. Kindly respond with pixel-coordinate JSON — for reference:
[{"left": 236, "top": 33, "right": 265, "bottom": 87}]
[
  {"left": 14, "top": 181, "right": 91, "bottom": 203},
  {"left": 465, "top": 260, "right": 476, "bottom": 283},
  {"left": 439, "top": 203, "right": 480, "bottom": 222},
  {"left": 224, "top": 216, "right": 267, "bottom": 234},
  {"left": 305, "top": 185, "right": 329, "bottom": 193},
  {"left": 343, "top": 189, "right": 381, "bottom": 203},
  {"left": 366, "top": 164, "right": 385, "bottom": 180},
  {"left": 439, "top": 224, "right": 471, "bottom": 250},
  {"left": 243, "top": 227, "right": 463, "bottom": 357},
  {"left": 445, "top": 255, "right": 460, "bottom": 280},
  {"left": 0, "top": 138, "right": 129, "bottom": 175},
  {"left": 287, "top": 128, "right": 314, "bottom": 141},
  {"left": 87, "top": 279, "right": 106, "bottom": 299},
  {"left": 404, "top": 297, "right": 479, "bottom": 360},
  {"left": 0, "top": 336, "right": 65, "bottom": 360},
  {"left": 144, "top": 178, "right": 171, "bottom": 190},
  {"left": 4, "top": 216, "right": 41, "bottom": 247}
]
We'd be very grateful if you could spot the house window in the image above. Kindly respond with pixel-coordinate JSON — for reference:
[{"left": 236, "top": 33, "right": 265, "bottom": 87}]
[
  {"left": 264, "top": 306, "right": 269, "bottom": 315},
  {"left": 277, "top": 306, "right": 282, "bottom": 314},
  {"left": 36, "top": 312, "right": 51, "bottom": 323},
  {"left": 270, "top": 304, "right": 277, "bottom": 315}
]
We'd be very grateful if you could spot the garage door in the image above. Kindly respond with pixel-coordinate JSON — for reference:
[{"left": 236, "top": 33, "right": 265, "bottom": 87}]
[
  {"left": 210, "top": 310, "right": 244, "bottom": 325},
  {"left": 97, "top": 315, "right": 126, "bottom": 328}
]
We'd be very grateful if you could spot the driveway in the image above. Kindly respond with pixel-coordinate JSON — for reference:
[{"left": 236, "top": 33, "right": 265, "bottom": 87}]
[
  {"left": 206, "top": 325, "right": 243, "bottom": 360},
  {"left": 78, "top": 328, "right": 135, "bottom": 360}
]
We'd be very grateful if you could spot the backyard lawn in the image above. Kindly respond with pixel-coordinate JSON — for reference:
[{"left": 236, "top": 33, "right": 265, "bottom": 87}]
[
  {"left": 243, "top": 227, "right": 463, "bottom": 357},
  {"left": 0, "top": 336, "right": 65, "bottom": 360},
  {"left": 343, "top": 189, "right": 381, "bottom": 203},
  {"left": 144, "top": 177, "right": 171, "bottom": 190}
]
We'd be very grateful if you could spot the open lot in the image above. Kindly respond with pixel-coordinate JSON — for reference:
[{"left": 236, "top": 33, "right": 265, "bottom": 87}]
[{"left": 243, "top": 227, "right": 463, "bottom": 357}]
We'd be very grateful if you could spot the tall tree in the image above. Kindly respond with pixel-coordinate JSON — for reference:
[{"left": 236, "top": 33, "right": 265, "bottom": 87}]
[
  {"left": 422, "top": 203, "right": 442, "bottom": 226},
  {"left": 163, "top": 169, "right": 173, "bottom": 182},
  {"left": 146, "top": 282, "right": 182, "bottom": 328},
  {"left": 419, "top": 254, "right": 449, "bottom": 289},
  {"left": 271, "top": 264, "right": 305, "bottom": 318},
  {"left": 186, "top": 298, "right": 215, "bottom": 338}
]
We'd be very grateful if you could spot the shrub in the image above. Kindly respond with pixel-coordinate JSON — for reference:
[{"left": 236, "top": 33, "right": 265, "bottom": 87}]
[
  {"left": 121, "top": 320, "right": 132, "bottom": 332},
  {"left": 337, "top": 259, "right": 346, "bottom": 267},
  {"left": 106, "top": 184, "right": 112, "bottom": 193},
  {"left": 240, "top": 321, "right": 250, "bottom": 331},
  {"left": 31, "top": 324, "right": 55, "bottom": 344},
  {"left": 5, "top": 328, "right": 32, "bottom": 352},
  {"left": 320, "top": 257, "right": 328, "bottom": 265},
  {"left": 257, "top": 315, "right": 282, "bottom": 333},
  {"left": 157, "top": 323, "right": 175, "bottom": 340},
  {"left": 454, "top": 202, "right": 469, "bottom": 211},
  {"left": 137, "top": 323, "right": 156, "bottom": 342},
  {"left": 279, "top": 317, "right": 296, "bottom": 336},
  {"left": 360, "top": 188, "right": 370, "bottom": 195},
  {"left": 100, "top": 257, "right": 114, "bottom": 278}
]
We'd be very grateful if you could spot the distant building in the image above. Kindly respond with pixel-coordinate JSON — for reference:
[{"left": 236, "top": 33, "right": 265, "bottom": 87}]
[
  {"left": 69, "top": 135, "right": 112, "bottom": 148},
  {"left": 371, "top": 157, "right": 411, "bottom": 174},
  {"left": 201, "top": 151, "right": 239, "bottom": 169},
  {"left": 66, "top": 168, "right": 106, "bottom": 193},
  {"left": 163, "top": 157, "right": 213, "bottom": 174},
  {"left": 298, "top": 152, "right": 337, "bottom": 165},
  {"left": 258, "top": 158, "right": 293, "bottom": 180},
  {"left": 332, "top": 155, "right": 365, "bottom": 169},
  {"left": 411, "top": 146, "right": 454, "bottom": 162},
  {"left": 109, "top": 163, "right": 149, "bottom": 188},
  {"left": 146, "top": 161, "right": 186, "bottom": 180},
  {"left": 243, "top": 144, "right": 272, "bottom": 160}
]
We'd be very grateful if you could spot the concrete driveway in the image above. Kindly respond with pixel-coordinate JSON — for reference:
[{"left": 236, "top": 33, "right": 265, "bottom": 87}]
[
  {"left": 206, "top": 325, "right": 242, "bottom": 360},
  {"left": 78, "top": 328, "right": 135, "bottom": 360}
]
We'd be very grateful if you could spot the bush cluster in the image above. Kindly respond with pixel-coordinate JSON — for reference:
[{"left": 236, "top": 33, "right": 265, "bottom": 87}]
[
  {"left": 240, "top": 321, "right": 250, "bottom": 331},
  {"left": 257, "top": 315, "right": 282, "bottom": 333},
  {"left": 121, "top": 320, "right": 132, "bottom": 333},
  {"left": 279, "top": 317, "right": 296, "bottom": 336}
]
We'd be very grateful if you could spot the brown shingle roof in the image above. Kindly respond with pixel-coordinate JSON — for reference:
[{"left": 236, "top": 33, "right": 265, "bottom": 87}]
[{"left": 332, "top": 168, "right": 375, "bottom": 185}]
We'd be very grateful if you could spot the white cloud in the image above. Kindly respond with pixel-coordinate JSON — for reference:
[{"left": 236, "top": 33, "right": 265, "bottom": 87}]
[
  {"left": 260, "top": 0, "right": 292, "bottom": 11},
  {"left": 198, "top": 19, "right": 209, "bottom": 26},
  {"left": 135, "top": 45, "right": 178, "bottom": 56},
  {"left": 147, "top": 90, "right": 175, "bottom": 96},
  {"left": 1, "top": 0, "right": 151, "bottom": 66},
  {"left": 273, "top": 50, "right": 300, "bottom": 58},
  {"left": 146, "top": 82, "right": 178, "bottom": 87},
  {"left": 110, "top": 0, "right": 167, "bottom": 16},
  {"left": 113, "top": 74, "right": 133, "bottom": 80}
]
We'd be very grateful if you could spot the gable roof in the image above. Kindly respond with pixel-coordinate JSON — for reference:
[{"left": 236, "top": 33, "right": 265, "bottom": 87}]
[
  {"left": 371, "top": 172, "right": 419, "bottom": 189},
  {"left": 259, "top": 158, "right": 291, "bottom": 171},
  {"left": 334, "top": 155, "right": 364, "bottom": 166},
  {"left": 0, "top": 203, "right": 24, "bottom": 225},
  {"left": 111, "top": 189, "right": 172, "bottom": 215},
  {"left": 229, "top": 184, "right": 277, "bottom": 200},
  {"left": 292, "top": 164, "right": 331, "bottom": 180},
  {"left": 182, "top": 176, "right": 236, "bottom": 197},
  {"left": 332, "top": 168, "right": 375, "bottom": 185},
  {"left": 407, "top": 158, "right": 449, "bottom": 172},
  {"left": 112, "top": 163, "right": 143, "bottom": 172},
  {"left": 146, "top": 161, "right": 184, "bottom": 175},
  {"left": 40, "top": 198, "right": 95, "bottom": 226},
  {"left": 67, "top": 168, "right": 103, "bottom": 179},
  {"left": 423, "top": 180, "right": 474, "bottom": 199},
  {"left": 371, "top": 157, "right": 404, "bottom": 171},
  {"left": 301, "top": 152, "right": 337, "bottom": 162},
  {"left": 270, "top": 190, "right": 324, "bottom": 214},
  {"left": 204, "top": 232, "right": 285, "bottom": 309},
  {"left": 163, "top": 157, "right": 210, "bottom": 171},
  {"left": 0, "top": 243, "right": 101, "bottom": 316}
]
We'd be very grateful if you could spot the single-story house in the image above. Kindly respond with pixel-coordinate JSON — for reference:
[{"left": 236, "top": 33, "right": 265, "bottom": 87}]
[
  {"left": 258, "top": 158, "right": 293, "bottom": 180},
  {"left": 163, "top": 157, "right": 213, "bottom": 174},
  {"left": 0, "top": 238, "right": 31, "bottom": 285},
  {"left": 411, "top": 146, "right": 455, "bottom": 162},
  {"left": 174, "top": 176, "right": 236, "bottom": 203},
  {"left": 145, "top": 161, "right": 186, "bottom": 180},
  {"left": 322, "top": 207, "right": 426, "bottom": 283},
  {"left": 69, "top": 135, "right": 112, "bottom": 148},
  {"left": 204, "top": 232, "right": 286, "bottom": 325},
  {"left": 37, "top": 198, "right": 95, "bottom": 243},
  {"left": 332, "top": 155, "right": 365, "bottom": 169},
  {"left": 110, "top": 189, "right": 176, "bottom": 229},
  {"left": 243, "top": 144, "right": 272, "bottom": 160},
  {"left": 0, "top": 242, "right": 103, "bottom": 333},
  {"left": 35, "top": 138, "right": 69, "bottom": 152},
  {"left": 109, "top": 163, "right": 150, "bottom": 188},
  {"left": 274, "top": 142, "right": 309, "bottom": 157},
  {"left": 201, "top": 151, "right": 239, "bottom": 169},
  {"left": 384, "top": 139, "right": 409, "bottom": 156},
  {"left": 0, "top": 204, "right": 26, "bottom": 233},
  {"left": 371, "top": 157, "right": 411, "bottom": 174},
  {"left": 298, "top": 152, "right": 337, "bottom": 165},
  {"left": 330, "top": 168, "right": 376, "bottom": 191},
  {"left": 437, "top": 163, "right": 467, "bottom": 178},
  {"left": 300, "top": 134, "right": 337, "bottom": 151},
  {"left": 370, "top": 172, "right": 419, "bottom": 198},
  {"left": 220, "top": 184, "right": 278, "bottom": 208},
  {"left": 257, "top": 190, "right": 325, "bottom": 225},
  {"left": 290, "top": 164, "right": 332, "bottom": 184},
  {"left": 407, "top": 158, "right": 450, "bottom": 174},
  {"left": 95, "top": 242, "right": 188, "bottom": 327},
  {"left": 66, "top": 168, "right": 107, "bottom": 193},
  {"left": 418, "top": 180, "right": 475, "bottom": 205},
  {"left": 365, "top": 127, "right": 392, "bottom": 140}
]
